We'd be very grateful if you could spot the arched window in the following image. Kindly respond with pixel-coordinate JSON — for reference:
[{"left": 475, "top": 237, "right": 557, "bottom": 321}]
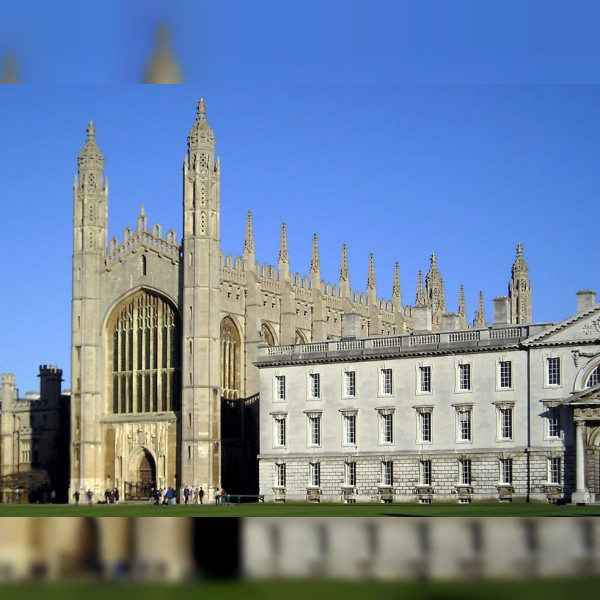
[
  {"left": 261, "top": 323, "right": 276, "bottom": 347},
  {"left": 221, "top": 316, "right": 241, "bottom": 400},
  {"left": 140, "top": 255, "right": 147, "bottom": 276},
  {"left": 585, "top": 365, "right": 600, "bottom": 388},
  {"left": 108, "top": 291, "right": 179, "bottom": 414},
  {"left": 295, "top": 329, "right": 308, "bottom": 345}
]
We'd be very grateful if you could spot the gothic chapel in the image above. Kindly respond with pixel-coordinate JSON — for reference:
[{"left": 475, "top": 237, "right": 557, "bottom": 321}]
[{"left": 70, "top": 99, "right": 532, "bottom": 500}]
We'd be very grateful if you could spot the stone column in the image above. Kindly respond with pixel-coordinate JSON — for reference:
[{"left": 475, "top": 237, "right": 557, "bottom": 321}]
[{"left": 572, "top": 420, "right": 590, "bottom": 504}]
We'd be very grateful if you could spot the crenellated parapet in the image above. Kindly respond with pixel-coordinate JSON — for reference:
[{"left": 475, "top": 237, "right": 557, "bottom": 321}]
[{"left": 105, "top": 206, "right": 179, "bottom": 270}]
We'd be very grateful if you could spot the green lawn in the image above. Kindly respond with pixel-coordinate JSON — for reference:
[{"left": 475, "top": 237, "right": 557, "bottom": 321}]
[
  {"left": 2, "top": 580, "right": 599, "bottom": 600},
  {"left": 0, "top": 501, "right": 598, "bottom": 517}
]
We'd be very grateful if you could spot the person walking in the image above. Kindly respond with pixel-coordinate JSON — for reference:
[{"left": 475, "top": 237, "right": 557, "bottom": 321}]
[
  {"left": 220, "top": 488, "right": 227, "bottom": 507},
  {"left": 193, "top": 488, "right": 199, "bottom": 505},
  {"left": 184, "top": 485, "right": 190, "bottom": 505},
  {"left": 215, "top": 487, "right": 220, "bottom": 505},
  {"left": 73, "top": 490, "right": 80, "bottom": 506},
  {"left": 199, "top": 487, "right": 205, "bottom": 505},
  {"left": 86, "top": 489, "right": 93, "bottom": 506}
]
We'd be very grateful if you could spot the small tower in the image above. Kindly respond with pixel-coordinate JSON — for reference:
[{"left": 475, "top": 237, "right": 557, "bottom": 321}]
[
  {"left": 509, "top": 243, "right": 532, "bottom": 324},
  {"left": 426, "top": 253, "right": 446, "bottom": 329},
  {"left": 181, "top": 98, "right": 222, "bottom": 496},
  {"left": 71, "top": 121, "right": 108, "bottom": 495}
]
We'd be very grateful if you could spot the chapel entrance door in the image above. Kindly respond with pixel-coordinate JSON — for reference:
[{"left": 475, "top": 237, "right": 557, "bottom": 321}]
[{"left": 125, "top": 449, "right": 156, "bottom": 500}]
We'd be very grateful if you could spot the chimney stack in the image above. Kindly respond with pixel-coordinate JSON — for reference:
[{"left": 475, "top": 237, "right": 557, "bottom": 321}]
[
  {"left": 413, "top": 305, "right": 433, "bottom": 332},
  {"left": 341, "top": 313, "right": 361, "bottom": 340},
  {"left": 577, "top": 290, "right": 597, "bottom": 313},
  {"left": 493, "top": 297, "right": 510, "bottom": 326}
]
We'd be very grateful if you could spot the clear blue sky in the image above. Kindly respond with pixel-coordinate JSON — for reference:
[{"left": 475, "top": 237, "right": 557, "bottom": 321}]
[{"left": 1, "top": 85, "right": 600, "bottom": 393}]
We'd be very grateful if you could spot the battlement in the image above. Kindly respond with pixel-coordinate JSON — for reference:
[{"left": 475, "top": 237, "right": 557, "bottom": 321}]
[{"left": 105, "top": 207, "right": 179, "bottom": 269}]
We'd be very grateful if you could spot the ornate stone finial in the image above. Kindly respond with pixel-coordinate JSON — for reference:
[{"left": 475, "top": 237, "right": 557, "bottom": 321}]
[
  {"left": 415, "top": 270, "right": 427, "bottom": 307},
  {"left": 310, "top": 234, "right": 320, "bottom": 275},
  {"left": 140, "top": 204, "right": 146, "bottom": 216},
  {"left": 367, "top": 254, "right": 376, "bottom": 291},
  {"left": 243, "top": 211, "right": 255, "bottom": 255},
  {"left": 392, "top": 262, "right": 402, "bottom": 303},
  {"left": 87, "top": 121, "right": 96, "bottom": 140},
  {"left": 78, "top": 120, "right": 104, "bottom": 173},
  {"left": 144, "top": 22, "right": 182, "bottom": 84},
  {"left": 278, "top": 223, "right": 289, "bottom": 264},
  {"left": 197, "top": 98, "right": 207, "bottom": 119},
  {"left": 474, "top": 291, "right": 486, "bottom": 327},
  {"left": 340, "top": 244, "right": 349, "bottom": 283},
  {"left": 511, "top": 242, "right": 529, "bottom": 278}
]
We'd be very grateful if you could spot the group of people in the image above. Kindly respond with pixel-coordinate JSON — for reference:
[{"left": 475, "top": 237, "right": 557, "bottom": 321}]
[
  {"left": 72, "top": 489, "right": 101, "bottom": 505},
  {"left": 149, "top": 486, "right": 207, "bottom": 506},
  {"left": 72, "top": 485, "right": 228, "bottom": 506},
  {"left": 103, "top": 488, "right": 120, "bottom": 504}
]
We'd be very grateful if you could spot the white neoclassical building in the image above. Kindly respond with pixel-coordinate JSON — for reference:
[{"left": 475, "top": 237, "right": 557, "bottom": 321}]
[{"left": 257, "top": 291, "right": 600, "bottom": 504}]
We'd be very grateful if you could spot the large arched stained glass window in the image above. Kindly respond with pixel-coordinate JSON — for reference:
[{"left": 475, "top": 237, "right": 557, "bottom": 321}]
[
  {"left": 221, "top": 316, "right": 241, "bottom": 400},
  {"left": 109, "top": 291, "right": 179, "bottom": 414}
]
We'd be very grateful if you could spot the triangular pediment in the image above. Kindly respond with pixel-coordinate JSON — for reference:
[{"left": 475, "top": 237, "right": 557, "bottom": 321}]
[
  {"left": 524, "top": 303, "right": 600, "bottom": 346},
  {"left": 563, "top": 381, "right": 600, "bottom": 405}
]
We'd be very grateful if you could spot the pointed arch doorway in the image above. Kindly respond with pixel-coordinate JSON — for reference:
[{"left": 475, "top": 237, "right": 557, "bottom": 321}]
[{"left": 125, "top": 448, "right": 156, "bottom": 500}]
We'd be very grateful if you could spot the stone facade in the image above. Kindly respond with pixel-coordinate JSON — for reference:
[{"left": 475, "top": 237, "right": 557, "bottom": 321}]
[
  {"left": 0, "top": 366, "right": 70, "bottom": 502},
  {"left": 257, "top": 294, "right": 600, "bottom": 503},
  {"left": 68, "top": 98, "right": 538, "bottom": 501}
]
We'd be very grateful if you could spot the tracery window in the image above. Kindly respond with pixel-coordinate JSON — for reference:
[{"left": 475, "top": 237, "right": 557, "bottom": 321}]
[
  {"left": 221, "top": 316, "right": 241, "bottom": 400},
  {"left": 109, "top": 291, "right": 179, "bottom": 414},
  {"left": 261, "top": 323, "right": 276, "bottom": 347}
]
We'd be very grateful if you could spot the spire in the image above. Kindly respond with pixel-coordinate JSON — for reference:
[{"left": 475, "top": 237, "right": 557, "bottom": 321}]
[
  {"left": 367, "top": 254, "right": 376, "bottom": 291},
  {"left": 310, "top": 234, "right": 320, "bottom": 275},
  {"left": 474, "top": 291, "right": 486, "bottom": 328},
  {"left": 243, "top": 211, "right": 255, "bottom": 255},
  {"left": 511, "top": 242, "right": 529, "bottom": 279},
  {"left": 278, "top": 223, "right": 289, "bottom": 264},
  {"left": 415, "top": 271, "right": 427, "bottom": 307},
  {"left": 426, "top": 252, "right": 446, "bottom": 327},
  {"left": 392, "top": 262, "right": 402, "bottom": 300},
  {"left": 458, "top": 285, "right": 467, "bottom": 328},
  {"left": 1, "top": 54, "right": 19, "bottom": 84},
  {"left": 340, "top": 244, "right": 349, "bottom": 283},
  {"left": 509, "top": 242, "right": 532, "bottom": 324},
  {"left": 77, "top": 121, "right": 105, "bottom": 186},
  {"left": 144, "top": 23, "right": 182, "bottom": 84},
  {"left": 458, "top": 285, "right": 466, "bottom": 315},
  {"left": 187, "top": 97, "right": 216, "bottom": 163}
]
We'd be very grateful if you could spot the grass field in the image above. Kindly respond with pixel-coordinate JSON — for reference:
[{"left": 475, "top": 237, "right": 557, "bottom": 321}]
[
  {"left": 2, "top": 580, "right": 599, "bottom": 600},
  {"left": 0, "top": 501, "right": 599, "bottom": 517}
]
